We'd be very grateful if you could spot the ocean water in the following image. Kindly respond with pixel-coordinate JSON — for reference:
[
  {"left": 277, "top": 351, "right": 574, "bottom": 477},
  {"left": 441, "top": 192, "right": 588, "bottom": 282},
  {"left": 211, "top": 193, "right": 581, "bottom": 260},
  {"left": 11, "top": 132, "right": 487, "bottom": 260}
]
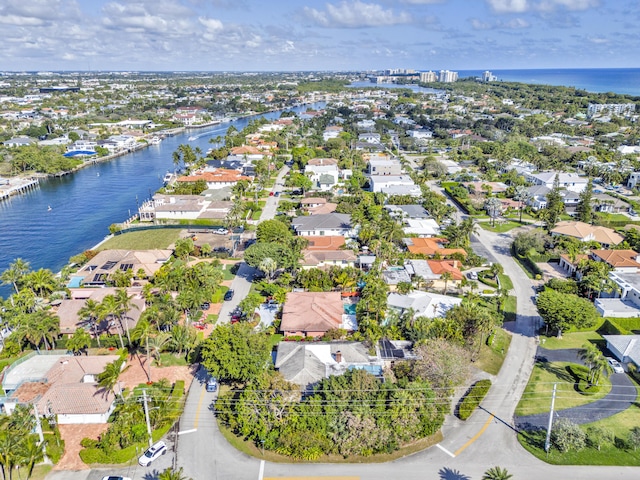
[{"left": 459, "top": 68, "right": 640, "bottom": 97}]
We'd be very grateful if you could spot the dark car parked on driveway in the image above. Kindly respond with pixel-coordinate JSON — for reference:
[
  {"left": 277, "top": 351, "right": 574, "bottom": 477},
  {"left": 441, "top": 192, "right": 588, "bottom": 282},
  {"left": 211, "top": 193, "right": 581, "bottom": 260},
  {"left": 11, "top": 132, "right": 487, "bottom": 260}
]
[{"left": 224, "top": 289, "right": 234, "bottom": 301}]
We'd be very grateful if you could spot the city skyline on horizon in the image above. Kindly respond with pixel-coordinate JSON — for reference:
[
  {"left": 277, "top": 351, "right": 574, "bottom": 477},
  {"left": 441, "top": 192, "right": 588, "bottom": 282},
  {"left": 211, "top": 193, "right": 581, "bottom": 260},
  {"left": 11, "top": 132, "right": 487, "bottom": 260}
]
[{"left": 0, "top": 0, "right": 638, "bottom": 72}]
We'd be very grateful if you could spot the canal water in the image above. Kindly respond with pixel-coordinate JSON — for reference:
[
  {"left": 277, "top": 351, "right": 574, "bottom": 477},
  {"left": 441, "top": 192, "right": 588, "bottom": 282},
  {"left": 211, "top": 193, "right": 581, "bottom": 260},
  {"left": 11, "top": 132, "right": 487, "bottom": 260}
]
[{"left": 0, "top": 103, "right": 325, "bottom": 298}]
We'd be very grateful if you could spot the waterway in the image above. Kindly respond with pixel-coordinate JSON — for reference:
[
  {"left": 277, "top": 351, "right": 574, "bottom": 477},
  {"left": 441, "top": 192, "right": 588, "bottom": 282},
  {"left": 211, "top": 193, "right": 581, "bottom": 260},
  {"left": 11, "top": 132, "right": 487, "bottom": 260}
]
[{"left": 0, "top": 102, "right": 326, "bottom": 298}]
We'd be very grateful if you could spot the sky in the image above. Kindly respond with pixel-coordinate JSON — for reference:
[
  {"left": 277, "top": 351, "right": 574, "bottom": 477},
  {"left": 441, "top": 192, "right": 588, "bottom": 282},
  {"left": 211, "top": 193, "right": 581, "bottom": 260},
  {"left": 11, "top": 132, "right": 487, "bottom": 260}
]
[{"left": 0, "top": 0, "right": 638, "bottom": 72}]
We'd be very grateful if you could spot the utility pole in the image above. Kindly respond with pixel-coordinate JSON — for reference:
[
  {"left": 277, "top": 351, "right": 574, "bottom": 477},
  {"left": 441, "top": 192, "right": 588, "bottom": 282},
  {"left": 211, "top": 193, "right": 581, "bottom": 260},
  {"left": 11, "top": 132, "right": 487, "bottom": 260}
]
[
  {"left": 32, "top": 403, "right": 50, "bottom": 464},
  {"left": 142, "top": 389, "right": 153, "bottom": 447},
  {"left": 544, "top": 383, "right": 557, "bottom": 453}
]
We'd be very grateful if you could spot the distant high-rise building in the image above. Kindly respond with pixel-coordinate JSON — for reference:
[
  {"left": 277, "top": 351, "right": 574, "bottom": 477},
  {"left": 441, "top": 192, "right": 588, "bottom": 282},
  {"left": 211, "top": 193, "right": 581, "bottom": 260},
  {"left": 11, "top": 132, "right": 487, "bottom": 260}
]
[
  {"left": 420, "top": 71, "right": 437, "bottom": 83},
  {"left": 438, "top": 70, "right": 458, "bottom": 83},
  {"left": 587, "top": 103, "right": 636, "bottom": 117},
  {"left": 482, "top": 71, "right": 497, "bottom": 82}
]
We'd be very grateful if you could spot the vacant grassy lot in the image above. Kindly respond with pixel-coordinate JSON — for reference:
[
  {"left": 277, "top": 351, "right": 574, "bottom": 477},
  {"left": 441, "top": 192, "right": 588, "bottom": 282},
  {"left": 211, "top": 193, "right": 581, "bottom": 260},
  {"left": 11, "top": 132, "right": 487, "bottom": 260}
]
[
  {"left": 476, "top": 328, "right": 512, "bottom": 375},
  {"left": 98, "top": 228, "right": 181, "bottom": 250},
  {"left": 503, "top": 296, "right": 517, "bottom": 323},
  {"left": 516, "top": 361, "right": 612, "bottom": 416},
  {"left": 498, "top": 273, "right": 514, "bottom": 291}
]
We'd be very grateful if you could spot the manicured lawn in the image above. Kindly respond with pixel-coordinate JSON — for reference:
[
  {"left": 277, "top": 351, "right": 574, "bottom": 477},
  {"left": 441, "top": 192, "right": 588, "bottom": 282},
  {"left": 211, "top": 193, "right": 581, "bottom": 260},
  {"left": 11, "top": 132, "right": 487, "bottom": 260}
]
[
  {"left": 98, "top": 228, "right": 181, "bottom": 250},
  {"left": 478, "top": 220, "right": 523, "bottom": 233},
  {"left": 251, "top": 209, "right": 262, "bottom": 220},
  {"left": 29, "top": 465, "right": 53, "bottom": 480},
  {"left": 211, "top": 285, "right": 229, "bottom": 303},
  {"left": 221, "top": 262, "right": 238, "bottom": 281},
  {"left": 157, "top": 352, "right": 189, "bottom": 367},
  {"left": 518, "top": 385, "right": 640, "bottom": 466},
  {"left": 512, "top": 254, "right": 535, "bottom": 279},
  {"left": 498, "top": 273, "right": 514, "bottom": 291},
  {"left": 206, "top": 313, "right": 219, "bottom": 323},
  {"left": 540, "top": 331, "right": 603, "bottom": 350},
  {"left": 476, "top": 328, "right": 512, "bottom": 375},
  {"left": 515, "top": 361, "right": 612, "bottom": 416},
  {"left": 503, "top": 295, "right": 517, "bottom": 323}
]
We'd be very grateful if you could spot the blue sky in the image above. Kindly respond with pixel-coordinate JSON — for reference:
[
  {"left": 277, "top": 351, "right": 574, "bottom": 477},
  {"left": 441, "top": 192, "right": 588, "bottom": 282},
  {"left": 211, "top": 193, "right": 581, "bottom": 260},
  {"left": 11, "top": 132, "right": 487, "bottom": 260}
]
[{"left": 0, "top": 0, "right": 637, "bottom": 71}]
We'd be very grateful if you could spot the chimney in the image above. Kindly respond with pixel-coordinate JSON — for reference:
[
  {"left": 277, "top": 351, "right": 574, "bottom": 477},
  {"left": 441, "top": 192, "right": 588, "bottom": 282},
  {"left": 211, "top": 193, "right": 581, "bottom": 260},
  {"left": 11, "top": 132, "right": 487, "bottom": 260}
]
[{"left": 335, "top": 351, "right": 342, "bottom": 363}]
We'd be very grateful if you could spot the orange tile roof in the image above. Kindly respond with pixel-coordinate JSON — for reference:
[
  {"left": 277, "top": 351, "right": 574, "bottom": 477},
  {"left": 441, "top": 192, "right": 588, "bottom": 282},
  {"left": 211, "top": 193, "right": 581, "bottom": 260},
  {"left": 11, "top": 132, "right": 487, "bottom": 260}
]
[
  {"left": 281, "top": 292, "right": 344, "bottom": 334},
  {"left": 230, "top": 145, "right": 262, "bottom": 155},
  {"left": 591, "top": 249, "right": 640, "bottom": 269},
  {"left": 178, "top": 168, "right": 251, "bottom": 184},
  {"left": 427, "top": 260, "right": 464, "bottom": 281},
  {"left": 406, "top": 237, "right": 467, "bottom": 257},
  {"left": 551, "top": 221, "right": 624, "bottom": 245},
  {"left": 302, "top": 236, "right": 346, "bottom": 251}
]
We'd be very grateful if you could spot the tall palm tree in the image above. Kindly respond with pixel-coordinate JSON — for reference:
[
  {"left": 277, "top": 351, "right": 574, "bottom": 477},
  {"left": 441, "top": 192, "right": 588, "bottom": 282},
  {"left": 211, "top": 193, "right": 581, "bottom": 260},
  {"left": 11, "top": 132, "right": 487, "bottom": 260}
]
[
  {"left": 17, "top": 436, "right": 44, "bottom": 480},
  {"left": 514, "top": 185, "right": 531, "bottom": 223},
  {"left": 100, "top": 295, "right": 125, "bottom": 349},
  {"left": 1, "top": 258, "right": 31, "bottom": 294},
  {"left": 132, "top": 318, "right": 155, "bottom": 382},
  {"left": 441, "top": 271, "right": 454, "bottom": 295},
  {"left": 115, "top": 288, "right": 138, "bottom": 344},
  {"left": 258, "top": 257, "right": 277, "bottom": 282},
  {"left": 78, "top": 299, "right": 105, "bottom": 347},
  {"left": 67, "top": 328, "right": 92, "bottom": 355}
]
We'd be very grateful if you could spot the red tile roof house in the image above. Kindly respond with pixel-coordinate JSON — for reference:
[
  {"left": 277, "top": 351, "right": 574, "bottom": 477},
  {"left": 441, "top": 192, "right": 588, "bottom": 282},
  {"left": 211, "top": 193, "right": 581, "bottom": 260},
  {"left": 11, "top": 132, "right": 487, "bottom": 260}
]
[
  {"left": 2, "top": 353, "right": 122, "bottom": 424},
  {"left": 280, "top": 292, "right": 356, "bottom": 338}
]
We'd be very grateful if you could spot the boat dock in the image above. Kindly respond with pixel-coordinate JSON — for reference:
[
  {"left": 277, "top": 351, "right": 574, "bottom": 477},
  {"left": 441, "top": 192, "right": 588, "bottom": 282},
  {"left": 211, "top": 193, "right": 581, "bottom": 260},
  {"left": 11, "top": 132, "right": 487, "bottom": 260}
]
[{"left": 0, "top": 177, "right": 40, "bottom": 201}]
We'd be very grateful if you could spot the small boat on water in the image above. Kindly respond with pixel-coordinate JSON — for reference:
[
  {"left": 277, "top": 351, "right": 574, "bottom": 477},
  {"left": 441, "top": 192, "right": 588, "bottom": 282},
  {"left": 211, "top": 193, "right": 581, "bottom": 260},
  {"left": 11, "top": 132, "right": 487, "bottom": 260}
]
[
  {"left": 150, "top": 136, "right": 162, "bottom": 145},
  {"left": 163, "top": 172, "right": 173, "bottom": 185},
  {"left": 188, "top": 136, "right": 196, "bottom": 141},
  {"left": 47, "top": 205, "right": 52, "bottom": 211}
]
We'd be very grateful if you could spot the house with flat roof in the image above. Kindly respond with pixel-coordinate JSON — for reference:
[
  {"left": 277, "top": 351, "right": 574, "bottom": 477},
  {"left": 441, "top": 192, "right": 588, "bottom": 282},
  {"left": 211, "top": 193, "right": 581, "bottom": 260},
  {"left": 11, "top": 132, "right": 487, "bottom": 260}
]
[
  {"left": 177, "top": 168, "right": 252, "bottom": 190},
  {"left": 525, "top": 171, "right": 588, "bottom": 193},
  {"left": 291, "top": 213, "right": 356, "bottom": 238},
  {"left": 387, "top": 291, "right": 462, "bottom": 319},
  {"left": 596, "top": 271, "right": 640, "bottom": 317}
]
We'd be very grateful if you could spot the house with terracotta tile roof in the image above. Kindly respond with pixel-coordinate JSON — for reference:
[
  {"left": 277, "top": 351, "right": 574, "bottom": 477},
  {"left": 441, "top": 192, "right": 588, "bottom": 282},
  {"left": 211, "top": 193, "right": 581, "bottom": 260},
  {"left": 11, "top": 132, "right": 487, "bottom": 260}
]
[
  {"left": 281, "top": 292, "right": 357, "bottom": 338},
  {"left": 301, "top": 250, "right": 356, "bottom": 269},
  {"left": 590, "top": 249, "right": 640, "bottom": 273},
  {"left": 229, "top": 145, "right": 265, "bottom": 160},
  {"left": 302, "top": 236, "right": 346, "bottom": 250},
  {"left": 427, "top": 260, "right": 464, "bottom": 288},
  {"left": 558, "top": 253, "right": 590, "bottom": 276},
  {"left": 177, "top": 168, "right": 252, "bottom": 190},
  {"left": 550, "top": 221, "right": 624, "bottom": 248},
  {"left": 404, "top": 237, "right": 467, "bottom": 257},
  {"left": 2, "top": 353, "right": 122, "bottom": 424}
]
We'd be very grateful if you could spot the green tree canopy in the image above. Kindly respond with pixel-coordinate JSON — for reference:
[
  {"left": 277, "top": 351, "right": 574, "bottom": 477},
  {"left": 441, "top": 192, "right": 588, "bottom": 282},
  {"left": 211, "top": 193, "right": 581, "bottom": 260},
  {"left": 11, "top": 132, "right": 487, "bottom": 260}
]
[
  {"left": 201, "top": 323, "right": 271, "bottom": 384},
  {"left": 256, "top": 219, "right": 292, "bottom": 243},
  {"left": 536, "top": 289, "right": 599, "bottom": 336}
]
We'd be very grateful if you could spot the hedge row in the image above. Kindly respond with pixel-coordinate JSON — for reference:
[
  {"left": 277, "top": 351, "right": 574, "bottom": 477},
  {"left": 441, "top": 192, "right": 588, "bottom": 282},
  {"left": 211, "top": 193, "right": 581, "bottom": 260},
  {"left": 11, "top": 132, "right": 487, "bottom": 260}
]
[{"left": 458, "top": 379, "right": 492, "bottom": 420}]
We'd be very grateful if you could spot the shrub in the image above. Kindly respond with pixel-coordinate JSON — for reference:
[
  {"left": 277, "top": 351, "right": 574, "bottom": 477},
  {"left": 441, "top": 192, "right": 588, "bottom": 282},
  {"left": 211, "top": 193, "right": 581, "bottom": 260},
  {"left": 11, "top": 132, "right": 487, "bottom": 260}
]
[
  {"left": 551, "top": 418, "right": 586, "bottom": 453},
  {"left": 458, "top": 379, "right": 491, "bottom": 420}
]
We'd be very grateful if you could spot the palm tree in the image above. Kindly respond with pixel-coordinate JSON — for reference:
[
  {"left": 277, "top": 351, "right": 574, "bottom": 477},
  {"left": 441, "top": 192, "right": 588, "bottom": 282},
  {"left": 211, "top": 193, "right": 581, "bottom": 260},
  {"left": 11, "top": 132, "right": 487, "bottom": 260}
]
[
  {"left": 78, "top": 299, "right": 105, "bottom": 347},
  {"left": 170, "top": 324, "right": 197, "bottom": 357},
  {"left": 100, "top": 295, "right": 125, "bottom": 349},
  {"left": 148, "top": 333, "right": 171, "bottom": 366},
  {"left": 441, "top": 271, "right": 454, "bottom": 295},
  {"left": 514, "top": 185, "right": 531, "bottom": 223},
  {"left": 1, "top": 258, "right": 31, "bottom": 294},
  {"left": 67, "top": 328, "right": 92, "bottom": 355},
  {"left": 159, "top": 466, "right": 192, "bottom": 480},
  {"left": 132, "top": 318, "right": 155, "bottom": 382},
  {"left": 258, "top": 257, "right": 277, "bottom": 282},
  {"left": 115, "top": 288, "right": 138, "bottom": 344},
  {"left": 482, "top": 466, "right": 513, "bottom": 480},
  {"left": 24, "top": 268, "right": 57, "bottom": 298},
  {"left": 97, "top": 355, "right": 128, "bottom": 400},
  {"left": 17, "top": 436, "right": 44, "bottom": 480}
]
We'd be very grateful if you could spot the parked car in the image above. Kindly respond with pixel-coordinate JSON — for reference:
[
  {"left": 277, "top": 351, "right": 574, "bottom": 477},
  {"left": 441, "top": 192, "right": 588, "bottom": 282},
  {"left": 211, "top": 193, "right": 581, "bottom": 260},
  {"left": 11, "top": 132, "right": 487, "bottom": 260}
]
[
  {"left": 269, "top": 191, "right": 274, "bottom": 196},
  {"left": 215, "top": 228, "right": 229, "bottom": 235},
  {"left": 200, "top": 302, "right": 210, "bottom": 310},
  {"left": 274, "top": 191, "right": 280, "bottom": 197},
  {"left": 467, "top": 271, "right": 478, "bottom": 280},
  {"left": 102, "top": 476, "right": 132, "bottom": 480},
  {"left": 206, "top": 377, "right": 218, "bottom": 392},
  {"left": 138, "top": 441, "right": 167, "bottom": 466},
  {"left": 606, "top": 357, "right": 624, "bottom": 373},
  {"left": 224, "top": 289, "right": 234, "bottom": 301}
]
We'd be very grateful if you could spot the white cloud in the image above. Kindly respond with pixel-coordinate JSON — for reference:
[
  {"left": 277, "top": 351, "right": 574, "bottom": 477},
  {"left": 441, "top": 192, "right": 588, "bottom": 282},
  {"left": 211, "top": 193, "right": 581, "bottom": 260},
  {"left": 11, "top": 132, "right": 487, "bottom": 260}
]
[
  {"left": 0, "top": 14, "right": 47, "bottom": 26},
  {"left": 199, "top": 16, "right": 224, "bottom": 32},
  {"left": 486, "top": 0, "right": 599, "bottom": 12},
  {"left": 471, "top": 17, "right": 530, "bottom": 29},
  {"left": 303, "top": 1, "right": 412, "bottom": 28}
]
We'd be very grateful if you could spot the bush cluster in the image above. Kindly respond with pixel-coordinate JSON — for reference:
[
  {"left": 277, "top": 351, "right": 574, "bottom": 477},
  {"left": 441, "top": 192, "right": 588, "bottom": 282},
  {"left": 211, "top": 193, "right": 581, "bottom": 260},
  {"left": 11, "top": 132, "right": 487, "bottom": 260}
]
[{"left": 458, "top": 379, "right": 491, "bottom": 420}]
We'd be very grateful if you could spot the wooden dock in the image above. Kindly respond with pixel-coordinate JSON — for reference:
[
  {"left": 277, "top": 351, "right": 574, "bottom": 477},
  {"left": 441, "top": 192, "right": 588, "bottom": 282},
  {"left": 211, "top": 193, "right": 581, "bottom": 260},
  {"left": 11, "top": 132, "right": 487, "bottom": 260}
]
[{"left": 0, "top": 177, "right": 40, "bottom": 201}]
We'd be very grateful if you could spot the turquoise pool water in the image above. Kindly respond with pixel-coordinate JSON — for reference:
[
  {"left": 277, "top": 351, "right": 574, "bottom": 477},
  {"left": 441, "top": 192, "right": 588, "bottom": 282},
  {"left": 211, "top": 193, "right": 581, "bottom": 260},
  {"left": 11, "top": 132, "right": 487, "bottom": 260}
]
[{"left": 344, "top": 303, "right": 356, "bottom": 315}]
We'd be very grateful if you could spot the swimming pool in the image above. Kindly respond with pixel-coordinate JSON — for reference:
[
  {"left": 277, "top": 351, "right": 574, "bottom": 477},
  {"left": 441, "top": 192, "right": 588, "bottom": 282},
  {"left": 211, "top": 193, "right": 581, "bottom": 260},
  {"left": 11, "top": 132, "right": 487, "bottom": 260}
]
[{"left": 344, "top": 303, "right": 357, "bottom": 315}]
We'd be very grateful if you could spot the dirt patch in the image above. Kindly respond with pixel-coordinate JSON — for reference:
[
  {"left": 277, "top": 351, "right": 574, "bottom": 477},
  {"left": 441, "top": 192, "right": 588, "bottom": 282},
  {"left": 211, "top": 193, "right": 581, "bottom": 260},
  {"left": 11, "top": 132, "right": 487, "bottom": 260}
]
[
  {"left": 55, "top": 424, "right": 109, "bottom": 471},
  {"left": 119, "top": 353, "right": 197, "bottom": 389}
]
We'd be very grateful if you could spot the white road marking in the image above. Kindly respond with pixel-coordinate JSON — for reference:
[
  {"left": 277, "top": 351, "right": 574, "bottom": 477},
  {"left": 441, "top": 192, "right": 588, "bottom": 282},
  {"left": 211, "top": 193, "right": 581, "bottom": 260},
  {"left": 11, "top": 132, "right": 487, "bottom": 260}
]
[
  {"left": 258, "top": 460, "right": 265, "bottom": 480},
  {"left": 177, "top": 428, "right": 197, "bottom": 435},
  {"left": 436, "top": 443, "right": 456, "bottom": 458}
]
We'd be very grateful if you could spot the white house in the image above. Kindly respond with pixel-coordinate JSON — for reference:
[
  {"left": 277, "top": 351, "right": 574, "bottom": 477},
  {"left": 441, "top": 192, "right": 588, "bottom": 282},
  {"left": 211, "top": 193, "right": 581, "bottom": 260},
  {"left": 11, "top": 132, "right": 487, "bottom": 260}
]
[
  {"left": 369, "top": 175, "right": 416, "bottom": 193},
  {"left": 525, "top": 171, "right": 588, "bottom": 193},
  {"left": 291, "top": 213, "right": 357, "bottom": 237},
  {"left": 603, "top": 335, "right": 640, "bottom": 368},
  {"left": 387, "top": 291, "right": 462, "bottom": 319},
  {"left": 368, "top": 157, "right": 403, "bottom": 176},
  {"left": 304, "top": 163, "right": 340, "bottom": 192}
]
